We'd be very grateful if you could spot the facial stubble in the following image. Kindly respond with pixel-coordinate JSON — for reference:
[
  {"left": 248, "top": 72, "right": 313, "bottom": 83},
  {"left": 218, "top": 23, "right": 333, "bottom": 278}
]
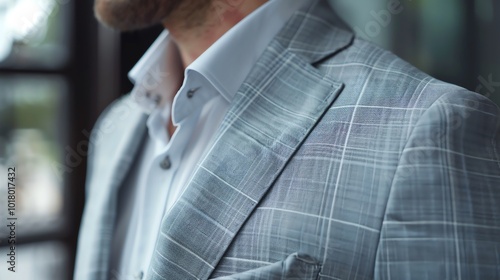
[{"left": 94, "top": 0, "right": 213, "bottom": 31}]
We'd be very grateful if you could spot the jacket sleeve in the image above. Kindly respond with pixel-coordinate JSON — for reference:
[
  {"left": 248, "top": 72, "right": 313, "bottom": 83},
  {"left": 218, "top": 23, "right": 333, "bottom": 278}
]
[{"left": 374, "top": 90, "right": 500, "bottom": 279}]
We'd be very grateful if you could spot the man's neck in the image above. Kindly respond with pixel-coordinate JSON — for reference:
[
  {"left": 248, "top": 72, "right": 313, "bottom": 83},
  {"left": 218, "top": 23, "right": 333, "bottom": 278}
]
[{"left": 163, "top": 0, "right": 267, "bottom": 68}]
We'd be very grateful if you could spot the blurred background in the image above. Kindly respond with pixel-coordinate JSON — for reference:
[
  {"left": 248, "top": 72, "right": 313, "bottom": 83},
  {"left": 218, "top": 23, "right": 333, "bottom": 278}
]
[{"left": 0, "top": 0, "right": 498, "bottom": 279}]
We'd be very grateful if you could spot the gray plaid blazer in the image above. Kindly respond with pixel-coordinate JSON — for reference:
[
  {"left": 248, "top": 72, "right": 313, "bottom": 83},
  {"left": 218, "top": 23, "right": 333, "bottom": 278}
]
[{"left": 75, "top": 1, "right": 500, "bottom": 279}]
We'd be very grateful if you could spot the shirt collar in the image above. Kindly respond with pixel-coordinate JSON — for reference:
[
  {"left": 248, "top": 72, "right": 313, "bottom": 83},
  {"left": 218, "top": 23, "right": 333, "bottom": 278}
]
[
  {"left": 128, "top": 0, "right": 309, "bottom": 117},
  {"left": 187, "top": 0, "right": 309, "bottom": 103},
  {"left": 128, "top": 32, "right": 183, "bottom": 113}
]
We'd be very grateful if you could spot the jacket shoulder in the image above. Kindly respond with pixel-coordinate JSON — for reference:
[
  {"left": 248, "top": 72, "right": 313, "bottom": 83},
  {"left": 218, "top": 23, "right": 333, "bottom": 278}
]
[
  {"left": 84, "top": 94, "right": 145, "bottom": 194},
  {"left": 317, "top": 36, "right": 472, "bottom": 110},
  {"left": 87, "top": 94, "right": 141, "bottom": 155}
]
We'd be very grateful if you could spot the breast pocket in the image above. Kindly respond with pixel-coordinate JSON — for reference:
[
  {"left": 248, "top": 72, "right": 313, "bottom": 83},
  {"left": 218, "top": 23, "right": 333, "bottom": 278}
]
[{"left": 211, "top": 252, "right": 321, "bottom": 280}]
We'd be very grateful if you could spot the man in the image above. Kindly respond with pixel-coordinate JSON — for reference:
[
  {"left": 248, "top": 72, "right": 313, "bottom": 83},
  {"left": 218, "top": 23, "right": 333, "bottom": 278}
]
[{"left": 75, "top": 0, "right": 500, "bottom": 279}]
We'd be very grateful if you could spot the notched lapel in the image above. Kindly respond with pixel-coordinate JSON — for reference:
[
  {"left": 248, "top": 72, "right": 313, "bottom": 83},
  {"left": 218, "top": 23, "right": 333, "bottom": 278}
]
[
  {"left": 76, "top": 96, "right": 148, "bottom": 280},
  {"left": 88, "top": 97, "right": 148, "bottom": 197},
  {"left": 149, "top": 41, "right": 344, "bottom": 280},
  {"left": 148, "top": 1, "right": 355, "bottom": 279}
]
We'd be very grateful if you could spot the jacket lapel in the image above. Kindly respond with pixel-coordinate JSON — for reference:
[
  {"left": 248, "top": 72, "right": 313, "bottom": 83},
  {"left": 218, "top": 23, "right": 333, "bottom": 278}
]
[
  {"left": 75, "top": 98, "right": 148, "bottom": 280},
  {"left": 148, "top": 1, "right": 354, "bottom": 279}
]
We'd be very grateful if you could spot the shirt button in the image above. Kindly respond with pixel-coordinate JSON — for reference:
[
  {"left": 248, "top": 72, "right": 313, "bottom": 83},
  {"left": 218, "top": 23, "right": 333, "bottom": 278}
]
[
  {"left": 187, "top": 87, "right": 200, "bottom": 98},
  {"left": 134, "top": 271, "right": 144, "bottom": 279},
  {"left": 159, "top": 155, "right": 171, "bottom": 170}
]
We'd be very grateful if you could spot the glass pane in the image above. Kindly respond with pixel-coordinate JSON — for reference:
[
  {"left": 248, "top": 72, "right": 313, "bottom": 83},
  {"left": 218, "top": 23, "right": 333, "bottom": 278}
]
[
  {"left": 329, "top": 0, "right": 393, "bottom": 49},
  {"left": 476, "top": 0, "right": 500, "bottom": 106},
  {"left": 0, "top": 241, "right": 69, "bottom": 279},
  {"left": 417, "top": 0, "right": 466, "bottom": 79},
  {"left": 0, "top": 0, "right": 71, "bottom": 69},
  {"left": 0, "top": 75, "right": 67, "bottom": 236}
]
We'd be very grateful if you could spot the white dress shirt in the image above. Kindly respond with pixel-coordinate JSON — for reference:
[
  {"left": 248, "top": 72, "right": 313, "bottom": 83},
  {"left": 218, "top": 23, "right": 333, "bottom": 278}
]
[{"left": 109, "top": 1, "right": 309, "bottom": 279}]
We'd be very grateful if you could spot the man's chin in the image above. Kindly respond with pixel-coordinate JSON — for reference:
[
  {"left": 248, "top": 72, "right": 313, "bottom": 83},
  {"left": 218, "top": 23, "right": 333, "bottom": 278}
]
[
  {"left": 93, "top": 0, "right": 166, "bottom": 31},
  {"left": 94, "top": 17, "right": 157, "bottom": 32},
  {"left": 93, "top": 0, "right": 213, "bottom": 31}
]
